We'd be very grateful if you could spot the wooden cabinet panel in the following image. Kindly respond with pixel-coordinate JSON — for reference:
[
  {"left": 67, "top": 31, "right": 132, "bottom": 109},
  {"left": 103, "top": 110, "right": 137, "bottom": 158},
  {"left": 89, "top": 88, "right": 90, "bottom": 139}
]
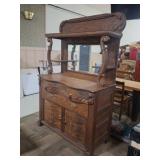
[
  {"left": 40, "top": 77, "right": 114, "bottom": 155},
  {"left": 64, "top": 110, "right": 86, "bottom": 144},
  {"left": 44, "top": 100, "right": 61, "bottom": 130},
  {"left": 96, "top": 107, "right": 112, "bottom": 124},
  {"left": 40, "top": 79, "right": 113, "bottom": 154}
]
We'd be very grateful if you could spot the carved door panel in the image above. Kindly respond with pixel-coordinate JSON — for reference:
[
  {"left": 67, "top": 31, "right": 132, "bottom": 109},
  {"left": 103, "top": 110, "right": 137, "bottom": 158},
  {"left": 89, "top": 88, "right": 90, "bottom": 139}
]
[
  {"left": 44, "top": 100, "right": 62, "bottom": 130},
  {"left": 64, "top": 110, "right": 86, "bottom": 144}
]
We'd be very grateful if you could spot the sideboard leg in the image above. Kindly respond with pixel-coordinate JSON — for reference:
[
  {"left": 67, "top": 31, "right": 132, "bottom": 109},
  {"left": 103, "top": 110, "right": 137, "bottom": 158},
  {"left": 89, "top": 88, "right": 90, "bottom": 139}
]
[
  {"left": 88, "top": 152, "right": 94, "bottom": 156},
  {"left": 38, "top": 120, "right": 43, "bottom": 126},
  {"left": 88, "top": 148, "right": 95, "bottom": 156},
  {"left": 104, "top": 139, "right": 108, "bottom": 144}
]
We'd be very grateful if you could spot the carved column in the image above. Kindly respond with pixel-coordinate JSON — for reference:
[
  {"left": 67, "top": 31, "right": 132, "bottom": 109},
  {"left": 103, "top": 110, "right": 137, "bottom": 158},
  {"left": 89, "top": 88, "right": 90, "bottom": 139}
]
[
  {"left": 47, "top": 37, "right": 53, "bottom": 74},
  {"left": 61, "top": 40, "right": 68, "bottom": 73},
  {"left": 97, "top": 35, "right": 110, "bottom": 86},
  {"left": 71, "top": 45, "right": 76, "bottom": 71},
  {"left": 97, "top": 35, "right": 121, "bottom": 86},
  {"left": 107, "top": 38, "right": 120, "bottom": 81}
]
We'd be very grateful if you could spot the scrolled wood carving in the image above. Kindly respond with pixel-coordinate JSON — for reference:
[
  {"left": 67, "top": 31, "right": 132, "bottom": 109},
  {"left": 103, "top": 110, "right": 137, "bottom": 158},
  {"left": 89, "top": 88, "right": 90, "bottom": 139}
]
[
  {"left": 45, "top": 86, "right": 57, "bottom": 95},
  {"left": 97, "top": 35, "right": 110, "bottom": 86},
  {"left": 47, "top": 37, "right": 53, "bottom": 74},
  {"left": 71, "top": 45, "right": 76, "bottom": 71},
  {"left": 68, "top": 93, "right": 95, "bottom": 105}
]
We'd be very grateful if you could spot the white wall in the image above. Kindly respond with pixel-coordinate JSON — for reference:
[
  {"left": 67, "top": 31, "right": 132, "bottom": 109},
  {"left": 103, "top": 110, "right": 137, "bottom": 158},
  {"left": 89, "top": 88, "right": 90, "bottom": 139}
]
[
  {"left": 121, "top": 19, "right": 140, "bottom": 45},
  {"left": 20, "top": 68, "right": 39, "bottom": 117},
  {"left": 45, "top": 4, "right": 110, "bottom": 51},
  {"left": 20, "top": 94, "right": 39, "bottom": 117},
  {"left": 54, "top": 4, "right": 111, "bottom": 16},
  {"left": 45, "top": 5, "right": 81, "bottom": 51}
]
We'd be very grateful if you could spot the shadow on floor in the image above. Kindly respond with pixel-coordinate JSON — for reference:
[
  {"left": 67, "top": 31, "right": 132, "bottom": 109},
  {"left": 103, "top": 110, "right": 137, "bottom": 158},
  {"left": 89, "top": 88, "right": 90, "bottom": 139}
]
[
  {"left": 20, "top": 129, "right": 38, "bottom": 154},
  {"left": 20, "top": 113, "right": 128, "bottom": 156}
]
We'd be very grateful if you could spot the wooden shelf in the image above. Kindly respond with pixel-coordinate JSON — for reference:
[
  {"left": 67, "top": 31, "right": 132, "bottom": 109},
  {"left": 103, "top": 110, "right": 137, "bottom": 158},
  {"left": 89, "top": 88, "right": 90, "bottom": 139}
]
[
  {"left": 52, "top": 60, "right": 78, "bottom": 63},
  {"left": 46, "top": 31, "right": 122, "bottom": 39},
  {"left": 92, "top": 66, "right": 116, "bottom": 70}
]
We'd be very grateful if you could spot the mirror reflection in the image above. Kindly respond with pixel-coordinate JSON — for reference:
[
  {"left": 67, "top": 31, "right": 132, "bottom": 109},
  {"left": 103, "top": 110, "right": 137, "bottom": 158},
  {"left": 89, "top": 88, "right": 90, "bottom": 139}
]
[{"left": 67, "top": 45, "right": 102, "bottom": 74}]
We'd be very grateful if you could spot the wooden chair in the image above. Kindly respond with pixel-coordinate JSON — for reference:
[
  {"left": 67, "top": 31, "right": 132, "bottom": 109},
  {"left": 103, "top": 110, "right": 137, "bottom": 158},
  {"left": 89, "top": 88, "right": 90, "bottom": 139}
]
[
  {"left": 116, "top": 60, "right": 136, "bottom": 80},
  {"left": 116, "top": 70, "right": 135, "bottom": 80},
  {"left": 113, "top": 81, "right": 132, "bottom": 120}
]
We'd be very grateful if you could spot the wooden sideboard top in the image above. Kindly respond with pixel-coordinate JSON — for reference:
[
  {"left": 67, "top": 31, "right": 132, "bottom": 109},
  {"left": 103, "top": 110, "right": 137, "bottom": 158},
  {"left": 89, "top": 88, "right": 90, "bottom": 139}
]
[{"left": 41, "top": 73, "right": 114, "bottom": 93}]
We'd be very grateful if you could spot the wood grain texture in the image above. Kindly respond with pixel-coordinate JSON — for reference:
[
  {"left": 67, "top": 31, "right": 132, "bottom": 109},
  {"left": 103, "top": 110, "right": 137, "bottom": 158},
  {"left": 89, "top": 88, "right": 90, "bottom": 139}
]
[
  {"left": 64, "top": 110, "right": 86, "bottom": 144},
  {"left": 41, "top": 73, "right": 115, "bottom": 92},
  {"left": 61, "top": 40, "right": 68, "bottom": 73},
  {"left": 41, "top": 80, "right": 89, "bottom": 118},
  {"left": 59, "top": 12, "right": 126, "bottom": 34},
  {"left": 43, "top": 100, "right": 62, "bottom": 129},
  {"left": 40, "top": 12, "right": 126, "bottom": 155},
  {"left": 116, "top": 78, "right": 140, "bottom": 91},
  {"left": 47, "top": 38, "right": 53, "bottom": 74}
]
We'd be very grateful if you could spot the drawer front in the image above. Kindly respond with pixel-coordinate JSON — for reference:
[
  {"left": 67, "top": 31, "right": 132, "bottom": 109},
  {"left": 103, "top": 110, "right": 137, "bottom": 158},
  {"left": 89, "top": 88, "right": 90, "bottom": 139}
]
[
  {"left": 43, "top": 100, "right": 62, "bottom": 129},
  {"left": 64, "top": 110, "right": 86, "bottom": 145},
  {"left": 42, "top": 80, "right": 95, "bottom": 118}
]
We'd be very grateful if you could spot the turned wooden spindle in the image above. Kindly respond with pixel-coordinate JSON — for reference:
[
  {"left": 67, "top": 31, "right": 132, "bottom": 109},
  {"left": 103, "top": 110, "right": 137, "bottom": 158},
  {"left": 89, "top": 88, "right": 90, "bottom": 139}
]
[{"left": 47, "top": 37, "right": 53, "bottom": 74}]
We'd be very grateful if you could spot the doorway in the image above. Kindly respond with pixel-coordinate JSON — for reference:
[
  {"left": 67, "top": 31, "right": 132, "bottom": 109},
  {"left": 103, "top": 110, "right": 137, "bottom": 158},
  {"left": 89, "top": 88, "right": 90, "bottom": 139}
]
[{"left": 79, "top": 45, "right": 90, "bottom": 72}]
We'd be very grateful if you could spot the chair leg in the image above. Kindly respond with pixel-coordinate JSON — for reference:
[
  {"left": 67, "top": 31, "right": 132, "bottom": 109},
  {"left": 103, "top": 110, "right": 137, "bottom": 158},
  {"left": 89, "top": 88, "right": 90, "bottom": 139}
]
[
  {"left": 127, "top": 99, "right": 133, "bottom": 118},
  {"left": 127, "top": 100, "right": 130, "bottom": 116},
  {"left": 119, "top": 104, "right": 123, "bottom": 121}
]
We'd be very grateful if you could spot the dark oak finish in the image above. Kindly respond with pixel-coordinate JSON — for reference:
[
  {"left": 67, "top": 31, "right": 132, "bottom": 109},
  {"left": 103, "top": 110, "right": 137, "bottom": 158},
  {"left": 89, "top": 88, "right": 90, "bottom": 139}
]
[
  {"left": 113, "top": 81, "right": 125, "bottom": 120},
  {"left": 39, "top": 12, "right": 126, "bottom": 155},
  {"left": 113, "top": 81, "right": 133, "bottom": 121},
  {"left": 116, "top": 78, "right": 140, "bottom": 121},
  {"left": 47, "top": 38, "right": 53, "bottom": 74}
]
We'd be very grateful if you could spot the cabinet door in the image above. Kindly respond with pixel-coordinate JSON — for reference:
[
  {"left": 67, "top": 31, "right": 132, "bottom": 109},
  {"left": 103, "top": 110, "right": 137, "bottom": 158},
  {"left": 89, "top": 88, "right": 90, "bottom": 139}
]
[
  {"left": 64, "top": 110, "right": 86, "bottom": 144},
  {"left": 44, "top": 100, "right": 62, "bottom": 130}
]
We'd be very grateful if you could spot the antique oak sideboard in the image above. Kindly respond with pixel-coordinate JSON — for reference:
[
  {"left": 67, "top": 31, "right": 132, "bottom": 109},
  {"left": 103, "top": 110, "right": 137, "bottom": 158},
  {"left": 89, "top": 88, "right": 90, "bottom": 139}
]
[{"left": 39, "top": 13, "right": 126, "bottom": 155}]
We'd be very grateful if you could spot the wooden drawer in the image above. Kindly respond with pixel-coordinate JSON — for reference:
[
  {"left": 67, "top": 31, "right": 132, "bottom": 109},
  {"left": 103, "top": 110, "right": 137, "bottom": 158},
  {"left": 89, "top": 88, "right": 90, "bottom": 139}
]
[
  {"left": 42, "top": 80, "right": 95, "bottom": 118},
  {"left": 43, "top": 100, "right": 62, "bottom": 130}
]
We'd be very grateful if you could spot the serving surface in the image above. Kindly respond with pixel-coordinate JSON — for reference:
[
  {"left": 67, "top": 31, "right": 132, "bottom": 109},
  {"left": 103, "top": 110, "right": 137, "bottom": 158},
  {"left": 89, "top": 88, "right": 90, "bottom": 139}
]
[{"left": 41, "top": 73, "right": 114, "bottom": 92}]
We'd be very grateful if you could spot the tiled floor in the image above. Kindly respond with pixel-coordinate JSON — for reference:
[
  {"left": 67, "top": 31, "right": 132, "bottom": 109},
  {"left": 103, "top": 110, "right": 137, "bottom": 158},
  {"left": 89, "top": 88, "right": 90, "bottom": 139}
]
[{"left": 20, "top": 113, "right": 128, "bottom": 156}]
